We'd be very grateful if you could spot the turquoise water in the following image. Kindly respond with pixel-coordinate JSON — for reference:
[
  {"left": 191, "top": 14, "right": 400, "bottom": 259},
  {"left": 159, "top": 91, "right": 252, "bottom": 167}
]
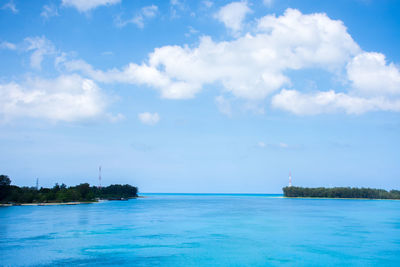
[{"left": 1, "top": 194, "right": 400, "bottom": 266}]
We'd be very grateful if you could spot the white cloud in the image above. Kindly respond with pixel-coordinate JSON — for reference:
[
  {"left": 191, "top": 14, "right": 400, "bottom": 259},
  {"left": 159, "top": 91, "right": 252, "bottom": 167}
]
[
  {"left": 116, "top": 5, "right": 158, "bottom": 28},
  {"left": 271, "top": 50, "right": 400, "bottom": 115},
  {"left": 64, "top": 9, "right": 359, "bottom": 102},
  {"left": 0, "top": 36, "right": 127, "bottom": 123},
  {"left": 347, "top": 52, "right": 400, "bottom": 96},
  {"left": 41, "top": 4, "right": 59, "bottom": 19},
  {"left": 49, "top": 8, "right": 399, "bottom": 115},
  {"left": 63, "top": 59, "right": 201, "bottom": 99},
  {"left": 0, "top": 41, "right": 16, "bottom": 50},
  {"left": 25, "top": 36, "right": 56, "bottom": 70},
  {"left": 256, "top": 9, "right": 359, "bottom": 70},
  {"left": 138, "top": 112, "right": 160, "bottom": 125},
  {"left": 263, "top": 0, "right": 273, "bottom": 7},
  {"left": 215, "top": 95, "right": 232, "bottom": 116},
  {"left": 2, "top": 0, "right": 18, "bottom": 13},
  {"left": 215, "top": 1, "right": 251, "bottom": 34},
  {"left": 0, "top": 75, "right": 107, "bottom": 122},
  {"left": 62, "top": 0, "right": 120, "bottom": 12},
  {"left": 271, "top": 89, "right": 400, "bottom": 115}
]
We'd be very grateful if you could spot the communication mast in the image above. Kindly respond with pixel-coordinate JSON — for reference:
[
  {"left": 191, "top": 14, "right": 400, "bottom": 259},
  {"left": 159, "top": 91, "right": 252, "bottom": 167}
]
[
  {"left": 98, "top": 166, "right": 102, "bottom": 189},
  {"left": 289, "top": 171, "right": 292, "bottom": 187}
]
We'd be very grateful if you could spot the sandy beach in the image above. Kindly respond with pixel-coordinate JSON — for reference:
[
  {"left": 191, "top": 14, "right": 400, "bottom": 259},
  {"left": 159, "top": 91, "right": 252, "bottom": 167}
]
[{"left": 0, "top": 201, "right": 96, "bottom": 207}]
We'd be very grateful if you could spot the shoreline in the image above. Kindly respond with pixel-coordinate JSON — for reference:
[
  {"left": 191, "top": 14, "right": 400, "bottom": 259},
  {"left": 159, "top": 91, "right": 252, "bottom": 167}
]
[
  {"left": 0, "top": 196, "right": 141, "bottom": 207},
  {"left": 2, "top": 195, "right": 398, "bottom": 206},
  {"left": 0, "top": 201, "right": 97, "bottom": 207}
]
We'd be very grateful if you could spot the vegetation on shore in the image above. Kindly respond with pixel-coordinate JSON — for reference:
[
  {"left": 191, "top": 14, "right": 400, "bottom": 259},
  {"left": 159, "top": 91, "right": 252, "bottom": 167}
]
[
  {"left": 283, "top": 186, "right": 400, "bottom": 199},
  {"left": 0, "top": 175, "right": 138, "bottom": 204}
]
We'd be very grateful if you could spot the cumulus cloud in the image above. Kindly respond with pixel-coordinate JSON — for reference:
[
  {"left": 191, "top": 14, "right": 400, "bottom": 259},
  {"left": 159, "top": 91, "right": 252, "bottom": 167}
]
[
  {"left": 0, "top": 75, "right": 107, "bottom": 122},
  {"left": 0, "top": 41, "right": 16, "bottom": 50},
  {"left": 0, "top": 36, "right": 128, "bottom": 123},
  {"left": 48, "top": 8, "right": 399, "bottom": 115},
  {"left": 116, "top": 5, "right": 158, "bottom": 28},
  {"left": 62, "top": 0, "right": 120, "bottom": 12},
  {"left": 256, "top": 9, "right": 360, "bottom": 70},
  {"left": 272, "top": 50, "right": 400, "bottom": 115},
  {"left": 271, "top": 89, "right": 400, "bottom": 115},
  {"left": 63, "top": 59, "right": 200, "bottom": 99},
  {"left": 138, "top": 112, "right": 160, "bottom": 125},
  {"left": 63, "top": 9, "right": 360, "bottom": 102},
  {"left": 25, "top": 36, "right": 56, "bottom": 70},
  {"left": 347, "top": 52, "right": 400, "bottom": 96},
  {"left": 215, "top": 1, "right": 251, "bottom": 34}
]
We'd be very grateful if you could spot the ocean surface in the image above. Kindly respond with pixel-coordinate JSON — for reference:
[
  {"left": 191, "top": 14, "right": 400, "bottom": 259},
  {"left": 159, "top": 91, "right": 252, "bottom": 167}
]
[{"left": 0, "top": 194, "right": 400, "bottom": 266}]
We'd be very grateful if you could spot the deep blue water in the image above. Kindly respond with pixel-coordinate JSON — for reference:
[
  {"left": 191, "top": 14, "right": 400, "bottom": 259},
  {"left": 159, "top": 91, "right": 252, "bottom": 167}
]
[{"left": 1, "top": 194, "right": 400, "bottom": 266}]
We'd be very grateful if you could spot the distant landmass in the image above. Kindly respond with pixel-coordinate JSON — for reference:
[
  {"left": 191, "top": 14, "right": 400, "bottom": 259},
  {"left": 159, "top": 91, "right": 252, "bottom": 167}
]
[
  {"left": 0, "top": 175, "right": 138, "bottom": 204},
  {"left": 283, "top": 186, "right": 400, "bottom": 200}
]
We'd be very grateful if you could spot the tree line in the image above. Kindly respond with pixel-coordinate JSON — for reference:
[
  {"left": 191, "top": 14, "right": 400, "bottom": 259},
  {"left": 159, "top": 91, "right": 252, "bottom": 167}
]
[
  {"left": 0, "top": 175, "right": 138, "bottom": 204},
  {"left": 283, "top": 186, "right": 400, "bottom": 199}
]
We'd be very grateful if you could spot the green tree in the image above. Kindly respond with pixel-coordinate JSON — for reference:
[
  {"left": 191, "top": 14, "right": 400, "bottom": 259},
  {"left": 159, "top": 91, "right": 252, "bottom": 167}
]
[
  {"left": 0, "top": 175, "right": 11, "bottom": 186},
  {"left": 282, "top": 186, "right": 400, "bottom": 199},
  {"left": 75, "top": 183, "right": 90, "bottom": 200},
  {"left": 0, "top": 175, "right": 12, "bottom": 201}
]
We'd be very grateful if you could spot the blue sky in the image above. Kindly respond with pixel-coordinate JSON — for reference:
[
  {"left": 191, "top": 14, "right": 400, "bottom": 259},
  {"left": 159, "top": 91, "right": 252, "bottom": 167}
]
[{"left": 0, "top": 0, "right": 399, "bottom": 193}]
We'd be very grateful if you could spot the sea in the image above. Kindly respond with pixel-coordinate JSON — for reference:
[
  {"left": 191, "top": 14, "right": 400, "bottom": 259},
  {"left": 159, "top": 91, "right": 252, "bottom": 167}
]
[{"left": 0, "top": 194, "right": 399, "bottom": 266}]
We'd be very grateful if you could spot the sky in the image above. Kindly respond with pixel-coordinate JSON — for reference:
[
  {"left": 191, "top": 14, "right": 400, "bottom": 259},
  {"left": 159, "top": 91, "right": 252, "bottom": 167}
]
[{"left": 0, "top": 0, "right": 399, "bottom": 193}]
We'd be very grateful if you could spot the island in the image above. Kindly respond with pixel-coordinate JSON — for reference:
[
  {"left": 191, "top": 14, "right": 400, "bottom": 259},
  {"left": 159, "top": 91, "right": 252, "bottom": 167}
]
[
  {"left": 0, "top": 175, "right": 138, "bottom": 205},
  {"left": 283, "top": 186, "right": 400, "bottom": 200}
]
